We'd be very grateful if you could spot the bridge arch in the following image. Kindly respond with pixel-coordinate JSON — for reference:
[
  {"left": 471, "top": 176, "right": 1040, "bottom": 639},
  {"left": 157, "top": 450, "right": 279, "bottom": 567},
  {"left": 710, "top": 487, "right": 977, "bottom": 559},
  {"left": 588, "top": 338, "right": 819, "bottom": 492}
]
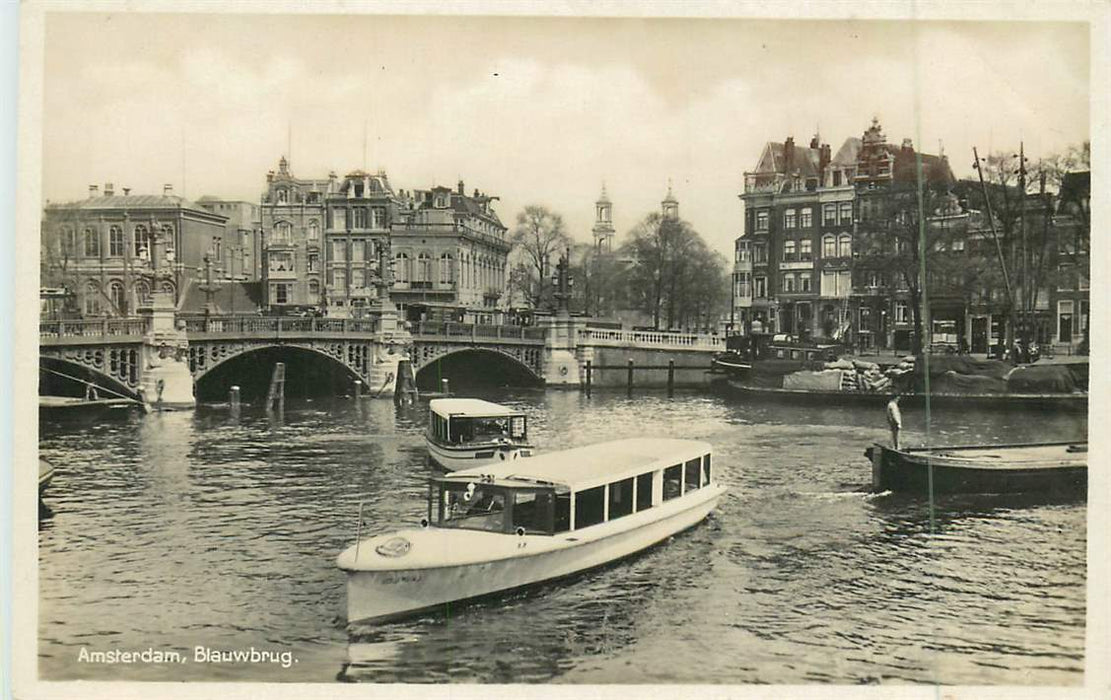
[
  {"left": 413, "top": 347, "right": 543, "bottom": 390},
  {"left": 192, "top": 343, "right": 367, "bottom": 401},
  {"left": 39, "top": 354, "right": 141, "bottom": 401}
]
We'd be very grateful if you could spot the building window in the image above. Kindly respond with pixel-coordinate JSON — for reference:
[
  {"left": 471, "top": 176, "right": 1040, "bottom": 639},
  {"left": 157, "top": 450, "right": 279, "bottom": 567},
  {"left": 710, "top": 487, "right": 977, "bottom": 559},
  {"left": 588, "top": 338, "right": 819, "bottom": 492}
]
[
  {"left": 160, "top": 281, "right": 175, "bottom": 301},
  {"left": 753, "top": 243, "right": 767, "bottom": 263},
  {"left": 307, "top": 253, "right": 319, "bottom": 272},
  {"left": 416, "top": 252, "right": 432, "bottom": 283},
  {"left": 351, "top": 268, "right": 366, "bottom": 289},
  {"left": 823, "top": 204, "right": 837, "bottom": 226},
  {"left": 331, "top": 240, "right": 347, "bottom": 262},
  {"left": 134, "top": 225, "right": 151, "bottom": 260},
  {"left": 268, "top": 251, "right": 293, "bottom": 272},
  {"left": 275, "top": 284, "right": 290, "bottom": 304},
  {"left": 838, "top": 234, "right": 852, "bottom": 258},
  {"left": 1058, "top": 300, "right": 1074, "bottom": 342},
  {"left": 784, "top": 273, "right": 795, "bottom": 292},
  {"left": 273, "top": 221, "right": 292, "bottom": 244},
  {"left": 784, "top": 240, "right": 796, "bottom": 260},
  {"left": 108, "top": 281, "right": 125, "bottom": 311},
  {"left": 895, "top": 301, "right": 909, "bottom": 323},
  {"left": 308, "top": 220, "right": 319, "bottom": 241},
  {"left": 839, "top": 202, "right": 853, "bottom": 225},
  {"left": 800, "top": 239, "right": 812, "bottom": 260},
  {"left": 784, "top": 209, "right": 797, "bottom": 229},
  {"left": 351, "top": 208, "right": 366, "bottom": 229},
  {"left": 371, "top": 207, "right": 386, "bottom": 229},
  {"left": 331, "top": 268, "right": 346, "bottom": 290},
  {"left": 83, "top": 227, "right": 100, "bottom": 257},
  {"left": 822, "top": 234, "right": 836, "bottom": 258},
  {"left": 735, "top": 242, "right": 750, "bottom": 262},
  {"left": 440, "top": 253, "right": 454, "bottom": 284},
  {"left": 801, "top": 208, "right": 813, "bottom": 228},
  {"left": 800, "top": 274, "right": 811, "bottom": 293},
  {"left": 352, "top": 240, "right": 366, "bottom": 262},
  {"left": 395, "top": 252, "right": 410, "bottom": 283},
  {"left": 134, "top": 280, "right": 151, "bottom": 305},
  {"left": 833, "top": 171, "right": 842, "bottom": 187},
  {"left": 109, "top": 226, "right": 124, "bottom": 257},
  {"left": 756, "top": 210, "right": 769, "bottom": 231},
  {"left": 84, "top": 282, "right": 101, "bottom": 315},
  {"left": 754, "top": 276, "right": 767, "bottom": 298},
  {"left": 735, "top": 272, "right": 752, "bottom": 298}
]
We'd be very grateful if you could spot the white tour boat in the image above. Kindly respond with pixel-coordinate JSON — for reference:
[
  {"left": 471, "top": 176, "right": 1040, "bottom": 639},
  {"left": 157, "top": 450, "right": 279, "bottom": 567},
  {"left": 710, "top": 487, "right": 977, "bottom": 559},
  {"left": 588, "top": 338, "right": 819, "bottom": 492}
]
[
  {"left": 425, "top": 398, "right": 532, "bottom": 470},
  {"left": 337, "top": 437, "right": 725, "bottom": 625}
]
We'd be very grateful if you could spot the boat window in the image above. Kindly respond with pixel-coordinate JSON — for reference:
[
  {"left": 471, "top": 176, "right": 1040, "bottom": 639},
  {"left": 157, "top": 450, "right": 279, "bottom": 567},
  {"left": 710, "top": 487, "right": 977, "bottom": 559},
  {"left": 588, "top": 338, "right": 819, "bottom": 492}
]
[
  {"left": 554, "top": 491, "right": 571, "bottom": 533},
  {"left": 438, "top": 482, "right": 507, "bottom": 532},
  {"left": 449, "top": 416, "right": 516, "bottom": 444},
  {"left": 608, "top": 477, "right": 634, "bottom": 520},
  {"left": 684, "top": 458, "right": 702, "bottom": 492},
  {"left": 636, "top": 472, "right": 653, "bottom": 511},
  {"left": 574, "top": 486, "right": 605, "bottom": 529},
  {"left": 663, "top": 465, "right": 682, "bottom": 501},
  {"left": 509, "top": 416, "right": 527, "bottom": 439},
  {"left": 702, "top": 454, "right": 711, "bottom": 485},
  {"left": 512, "top": 490, "right": 554, "bottom": 535}
]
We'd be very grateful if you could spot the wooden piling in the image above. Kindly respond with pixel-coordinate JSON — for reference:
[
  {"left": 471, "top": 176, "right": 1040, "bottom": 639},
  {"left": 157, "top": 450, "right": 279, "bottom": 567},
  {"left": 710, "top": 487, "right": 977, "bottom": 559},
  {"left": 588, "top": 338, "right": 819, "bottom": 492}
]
[
  {"left": 266, "top": 363, "right": 286, "bottom": 413},
  {"left": 626, "top": 358, "right": 634, "bottom": 397},
  {"left": 229, "top": 385, "right": 240, "bottom": 409},
  {"left": 667, "top": 359, "right": 675, "bottom": 397},
  {"left": 585, "top": 360, "right": 592, "bottom": 397},
  {"left": 354, "top": 380, "right": 362, "bottom": 400},
  {"left": 394, "top": 358, "right": 419, "bottom": 406},
  {"left": 441, "top": 378, "right": 450, "bottom": 396}
]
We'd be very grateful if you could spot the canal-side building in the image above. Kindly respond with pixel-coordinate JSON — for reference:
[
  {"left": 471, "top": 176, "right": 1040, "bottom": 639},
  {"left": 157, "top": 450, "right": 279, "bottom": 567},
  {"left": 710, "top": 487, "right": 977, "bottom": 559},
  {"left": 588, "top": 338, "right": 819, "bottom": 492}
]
[
  {"left": 195, "top": 198, "right": 262, "bottom": 282},
  {"left": 41, "top": 183, "right": 228, "bottom": 318},
  {"left": 1051, "top": 170, "right": 1090, "bottom": 354},
  {"left": 391, "top": 181, "right": 511, "bottom": 325}
]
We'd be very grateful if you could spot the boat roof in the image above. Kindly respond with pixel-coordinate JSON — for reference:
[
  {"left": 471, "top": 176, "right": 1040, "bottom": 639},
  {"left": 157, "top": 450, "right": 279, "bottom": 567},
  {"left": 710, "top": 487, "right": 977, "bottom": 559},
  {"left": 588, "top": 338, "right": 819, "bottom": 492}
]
[
  {"left": 429, "top": 398, "right": 523, "bottom": 418},
  {"left": 445, "top": 437, "right": 712, "bottom": 490}
]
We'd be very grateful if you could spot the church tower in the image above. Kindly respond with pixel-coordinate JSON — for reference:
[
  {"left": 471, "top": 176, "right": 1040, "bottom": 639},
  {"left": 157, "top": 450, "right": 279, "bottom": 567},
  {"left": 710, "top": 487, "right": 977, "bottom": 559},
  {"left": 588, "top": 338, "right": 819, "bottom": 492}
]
[
  {"left": 592, "top": 184, "right": 615, "bottom": 253},
  {"left": 661, "top": 180, "right": 679, "bottom": 220}
]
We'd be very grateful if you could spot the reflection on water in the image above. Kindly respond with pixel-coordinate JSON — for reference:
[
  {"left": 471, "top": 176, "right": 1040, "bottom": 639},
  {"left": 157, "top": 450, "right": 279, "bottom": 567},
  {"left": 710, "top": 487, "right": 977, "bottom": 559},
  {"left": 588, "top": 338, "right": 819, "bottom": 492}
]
[{"left": 38, "top": 389, "right": 1087, "bottom": 684}]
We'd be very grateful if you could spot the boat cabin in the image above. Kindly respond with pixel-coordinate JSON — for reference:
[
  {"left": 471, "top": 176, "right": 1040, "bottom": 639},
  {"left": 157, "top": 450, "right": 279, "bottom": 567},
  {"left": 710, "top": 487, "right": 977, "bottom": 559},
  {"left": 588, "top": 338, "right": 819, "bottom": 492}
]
[
  {"left": 428, "top": 398, "right": 527, "bottom": 446},
  {"left": 428, "top": 438, "right": 713, "bottom": 536},
  {"left": 726, "top": 332, "right": 842, "bottom": 362}
]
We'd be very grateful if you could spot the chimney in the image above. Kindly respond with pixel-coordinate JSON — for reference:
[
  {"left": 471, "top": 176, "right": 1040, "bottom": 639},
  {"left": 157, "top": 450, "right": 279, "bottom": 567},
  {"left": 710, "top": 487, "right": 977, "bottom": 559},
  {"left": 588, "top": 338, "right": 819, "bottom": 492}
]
[
  {"left": 901, "top": 138, "right": 914, "bottom": 152},
  {"left": 163, "top": 183, "right": 174, "bottom": 196},
  {"left": 457, "top": 180, "right": 465, "bottom": 195},
  {"left": 104, "top": 182, "right": 114, "bottom": 197},
  {"left": 784, "top": 137, "right": 794, "bottom": 172},
  {"left": 810, "top": 135, "right": 820, "bottom": 149},
  {"left": 122, "top": 187, "right": 130, "bottom": 196},
  {"left": 819, "top": 143, "right": 832, "bottom": 177},
  {"left": 89, "top": 184, "right": 99, "bottom": 197}
]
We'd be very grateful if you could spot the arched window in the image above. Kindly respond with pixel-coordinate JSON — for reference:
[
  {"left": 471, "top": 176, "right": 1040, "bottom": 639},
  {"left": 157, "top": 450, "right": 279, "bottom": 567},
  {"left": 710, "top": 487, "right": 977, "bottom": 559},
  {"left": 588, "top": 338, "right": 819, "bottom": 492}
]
[
  {"left": 160, "top": 281, "right": 175, "bottom": 302},
  {"left": 134, "top": 225, "right": 151, "bottom": 259},
  {"left": 416, "top": 252, "right": 432, "bottom": 283},
  {"left": 440, "top": 253, "right": 454, "bottom": 284},
  {"left": 394, "top": 252, "right": 410, "bottom": 283},
  {"left": 162, "top": 225, "right": 175, "bottom": 259},
  {"left": 134, "top": 280, "right": 151, "bottom": 306},
  {"left": 61, "top": 227, "right": 76, "bottom": 257},
  {"left": 83, "top": 227, "right": 100, "bottom": 257},
  {"left": 109, "top": 281, "right": 126, "bottom": 312},
  {"left": 838, "top": 234, "right": 852, "bottom": 258},
  {"left": 273, "top": 221, "right": 292, "bottom": 244},
  {"left": 308, "top": 220, "right": 319, "bottom": 241},
  {"left": 276, "top": 188, "right": 288, "bottom": 204},
  {"left": 109, "top": 226, "right": 125, "bottom": 257},
  {"left": 84, "top": 282, "right": 101, "bottom": 316},
  {"left": 822, "top": 234, "right": 836, "bottom": 259}
]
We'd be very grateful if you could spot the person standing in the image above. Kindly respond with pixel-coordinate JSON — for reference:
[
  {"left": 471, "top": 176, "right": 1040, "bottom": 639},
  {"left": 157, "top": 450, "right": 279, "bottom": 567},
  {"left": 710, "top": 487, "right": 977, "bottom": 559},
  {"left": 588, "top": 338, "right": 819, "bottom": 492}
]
[{"left": 886, "top": 395, "right": 902, "bottom": 449}]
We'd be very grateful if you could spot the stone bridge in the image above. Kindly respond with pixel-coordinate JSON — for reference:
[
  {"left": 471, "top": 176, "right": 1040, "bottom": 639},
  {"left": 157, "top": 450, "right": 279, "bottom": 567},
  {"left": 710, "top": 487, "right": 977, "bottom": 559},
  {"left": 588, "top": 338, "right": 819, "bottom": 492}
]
[{"left": 40, "top": 299, "right": 724, "bottom": 408}]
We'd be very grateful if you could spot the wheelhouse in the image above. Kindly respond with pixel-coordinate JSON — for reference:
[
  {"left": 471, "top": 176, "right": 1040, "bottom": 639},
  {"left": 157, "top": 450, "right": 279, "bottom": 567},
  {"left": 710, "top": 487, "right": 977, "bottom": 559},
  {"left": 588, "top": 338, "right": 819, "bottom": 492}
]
[
  {"left": 428, "top": 398, "right": 528, "bottom": 446},
  {"left": 429, "top": 439, "right": 714, "bottom": 536}
]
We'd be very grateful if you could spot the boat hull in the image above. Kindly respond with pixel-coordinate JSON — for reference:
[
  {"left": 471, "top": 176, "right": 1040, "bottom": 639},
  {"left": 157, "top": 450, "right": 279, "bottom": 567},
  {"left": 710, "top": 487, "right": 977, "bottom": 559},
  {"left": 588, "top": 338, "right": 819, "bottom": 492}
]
[
  {"left": 342, "top": 485, "right": 724, "bottom": 625},
  {"left": 425, "top": 438, "right": 531, "bottom": 471},
  {"left": 38, "top": 459, "right": 56, "bottom": 494},
  {"left": 716, "top": 379, "right": 1088, "bottom": 412},
  {"left": 866, "top": 442, "right": 1087, "bottom": 495}
]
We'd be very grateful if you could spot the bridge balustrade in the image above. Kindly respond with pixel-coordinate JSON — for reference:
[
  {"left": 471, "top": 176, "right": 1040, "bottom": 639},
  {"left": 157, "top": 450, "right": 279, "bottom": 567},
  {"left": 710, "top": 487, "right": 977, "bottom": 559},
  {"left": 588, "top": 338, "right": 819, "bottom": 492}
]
[
  {"left": 182, "top": 315, "right": 380, "bottom": 336},
  {"left": 411, "top": 321, "right": 546, "bottom": 342},
  {"left": 40, "top": 318, "right": 150, "bottom": 338},
  {"left": 577, "top": 327, "right": 725, "bottom": 351}
]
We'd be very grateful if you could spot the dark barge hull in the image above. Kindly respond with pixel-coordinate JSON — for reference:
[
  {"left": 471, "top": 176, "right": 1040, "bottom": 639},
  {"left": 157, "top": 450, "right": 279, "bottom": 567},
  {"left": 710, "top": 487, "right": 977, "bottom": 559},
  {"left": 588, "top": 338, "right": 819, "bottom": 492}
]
[
  {"left": 865, "top": 442, "right": 1087, "bottom": 495},
  {"left": 714, "top": 379, "right": 1088, "bottom": 412}
]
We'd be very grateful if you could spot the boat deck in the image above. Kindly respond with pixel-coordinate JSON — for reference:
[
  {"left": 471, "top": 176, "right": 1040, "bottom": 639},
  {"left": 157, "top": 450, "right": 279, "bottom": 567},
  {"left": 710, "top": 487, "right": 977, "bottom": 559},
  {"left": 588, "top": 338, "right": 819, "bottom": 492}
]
[
  {"left": 39, "top": 396, "right": 137, "bottom": 409},
  {"left": 905, "top": 443, "right": 1086, "bottom": 470}
]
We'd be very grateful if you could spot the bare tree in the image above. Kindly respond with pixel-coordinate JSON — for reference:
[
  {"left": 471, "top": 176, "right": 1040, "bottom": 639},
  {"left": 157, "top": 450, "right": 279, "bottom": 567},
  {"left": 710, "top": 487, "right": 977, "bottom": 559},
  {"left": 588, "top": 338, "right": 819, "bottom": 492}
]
[{"left": 509, "top": 205, "right": 571, "bottom": 309}]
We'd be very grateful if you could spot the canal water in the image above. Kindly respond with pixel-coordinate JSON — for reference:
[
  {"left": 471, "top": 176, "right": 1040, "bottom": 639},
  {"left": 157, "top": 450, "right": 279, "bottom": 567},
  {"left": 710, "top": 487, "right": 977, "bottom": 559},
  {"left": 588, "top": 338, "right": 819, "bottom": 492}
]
[{"left": 38, "top": 389, "right": 1087, "bottom": 684}]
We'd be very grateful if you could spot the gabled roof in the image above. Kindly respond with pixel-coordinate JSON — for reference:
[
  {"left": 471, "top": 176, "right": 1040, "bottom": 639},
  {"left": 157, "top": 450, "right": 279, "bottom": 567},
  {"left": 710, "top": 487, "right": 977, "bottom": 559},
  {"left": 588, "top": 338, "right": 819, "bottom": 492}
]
[
  {"left": 752, "top": 141, "right": 821, "bottom": 178},
  {"left": 50, "top": 194, "right": 217, "bottom": 214},
  {"left": 830, "top": 137, "right": 862, "bottom": 166}
]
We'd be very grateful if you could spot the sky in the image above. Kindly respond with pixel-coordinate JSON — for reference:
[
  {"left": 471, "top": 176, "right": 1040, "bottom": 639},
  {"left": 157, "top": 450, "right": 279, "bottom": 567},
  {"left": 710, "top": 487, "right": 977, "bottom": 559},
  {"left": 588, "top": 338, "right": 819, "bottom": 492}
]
[{"left": 41, "top": 11, "right": 1090, "bottom": 258}]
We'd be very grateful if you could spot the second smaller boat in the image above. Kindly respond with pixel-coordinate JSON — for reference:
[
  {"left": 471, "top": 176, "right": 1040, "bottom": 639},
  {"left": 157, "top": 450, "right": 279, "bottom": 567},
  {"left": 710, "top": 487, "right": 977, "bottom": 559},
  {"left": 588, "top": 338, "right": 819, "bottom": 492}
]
[{"left": 426, "top": 398, "right": 533, "bottom": 470}]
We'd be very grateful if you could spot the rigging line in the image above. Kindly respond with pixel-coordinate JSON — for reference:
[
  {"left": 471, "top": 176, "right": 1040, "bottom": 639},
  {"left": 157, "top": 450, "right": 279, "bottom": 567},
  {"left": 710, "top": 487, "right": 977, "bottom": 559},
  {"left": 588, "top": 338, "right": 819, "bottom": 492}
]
[{"left": 39, "top": 366, "right": 137, "bottom": 401}]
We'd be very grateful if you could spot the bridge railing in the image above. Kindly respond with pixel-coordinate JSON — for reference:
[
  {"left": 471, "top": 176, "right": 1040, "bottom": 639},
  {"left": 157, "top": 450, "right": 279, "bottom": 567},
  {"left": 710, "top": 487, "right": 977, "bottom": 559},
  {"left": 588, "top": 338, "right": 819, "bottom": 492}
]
[
  {"left": 40, "top": 318, "right": 150, "bottom": 338},
  {"left": 577, "top": 327, "right": 725, "bottom": 351},
  {"left": 182, "top": 315, "right": 380, "bottom": 335},
  {"left": 411, "top": 321, "right": 547, "bottom": 342}
]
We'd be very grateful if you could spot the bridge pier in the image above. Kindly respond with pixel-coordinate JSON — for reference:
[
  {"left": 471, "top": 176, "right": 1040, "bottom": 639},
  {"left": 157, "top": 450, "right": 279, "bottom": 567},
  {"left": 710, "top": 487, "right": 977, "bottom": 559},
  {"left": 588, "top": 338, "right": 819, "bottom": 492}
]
[
  {"left": 140, "top": 292, "right": 195, "bottom": 410},
  {"left": 539, "top": 313, "right": 583, "bottom": 387}
]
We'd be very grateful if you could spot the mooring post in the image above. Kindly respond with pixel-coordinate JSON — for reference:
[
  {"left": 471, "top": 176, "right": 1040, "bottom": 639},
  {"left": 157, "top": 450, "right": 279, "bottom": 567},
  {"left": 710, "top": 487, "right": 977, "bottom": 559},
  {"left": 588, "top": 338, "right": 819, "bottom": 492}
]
[
  {"left": 627, "top": 358, "right": 634, "bottom": 397},
  {"left": 229, "top": 385, "right": 240, "bottom": 410},
  {"left": 354, "top": 380, "right": 362, "bottom": 400},
  {"left": 441, "top": 378, "right": 450, "bottom": 396},
  {"left": 267, "top": 362, "right": 286, "bottom": 413},
  {"left": 585, "top": 360, "right": 592, "bottom": 397},
  {"left": 668, "top": 359, "right": 675, "bottom": 397},
  {"left": 394, "top": 358, "right": 418, "bottom": 407}
]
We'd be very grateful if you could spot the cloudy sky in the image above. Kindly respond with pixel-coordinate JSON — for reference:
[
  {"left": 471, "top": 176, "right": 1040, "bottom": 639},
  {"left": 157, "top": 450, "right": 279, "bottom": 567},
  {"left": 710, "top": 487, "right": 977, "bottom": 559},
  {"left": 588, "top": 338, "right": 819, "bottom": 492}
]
[{"left": 41, "top": 11, "right": 1089, "bottom": 257}]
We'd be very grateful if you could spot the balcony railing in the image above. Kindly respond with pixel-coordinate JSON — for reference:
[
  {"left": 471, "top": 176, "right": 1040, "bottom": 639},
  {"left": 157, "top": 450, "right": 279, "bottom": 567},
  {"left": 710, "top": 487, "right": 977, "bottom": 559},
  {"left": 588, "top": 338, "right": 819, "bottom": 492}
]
[{"left": 40, "top": 318, "right": 151, "bottom": 338}]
